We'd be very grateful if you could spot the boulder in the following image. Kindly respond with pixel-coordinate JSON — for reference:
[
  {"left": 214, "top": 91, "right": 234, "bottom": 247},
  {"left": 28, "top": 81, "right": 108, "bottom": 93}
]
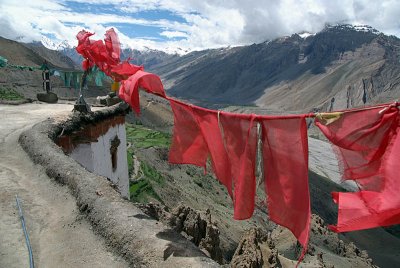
[{"left": 37, "top": 92, "right": 58, "bottom": 103}]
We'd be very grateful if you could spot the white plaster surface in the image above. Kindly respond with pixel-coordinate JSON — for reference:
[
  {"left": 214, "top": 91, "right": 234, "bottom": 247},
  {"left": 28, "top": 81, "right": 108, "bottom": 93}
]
[
  {"left": 70, "top": 143, "right": 94, "bottom": 172},
  {"left": 70, "top": 123, "right": 129, "bottom": 198}
]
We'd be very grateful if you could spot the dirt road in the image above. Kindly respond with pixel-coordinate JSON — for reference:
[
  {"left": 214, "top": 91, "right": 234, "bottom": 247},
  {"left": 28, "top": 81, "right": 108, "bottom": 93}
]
[{"left": 0, "top": 102, "right": 128, "bottom": 268}]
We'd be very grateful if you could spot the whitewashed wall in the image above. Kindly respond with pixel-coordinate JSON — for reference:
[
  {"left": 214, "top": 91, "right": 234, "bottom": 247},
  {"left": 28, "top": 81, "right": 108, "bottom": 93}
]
[{"left": 70, "top": 123, "right": 129, "bottom": 198}]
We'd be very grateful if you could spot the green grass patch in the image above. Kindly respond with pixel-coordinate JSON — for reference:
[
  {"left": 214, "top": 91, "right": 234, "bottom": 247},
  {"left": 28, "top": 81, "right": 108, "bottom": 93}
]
[
  {"left": 0, "top": 87, "right": 24, "bottom": 100},
  {"left": 129, "top": 161, "right": 165, "bottom": 203},
  {"left": 125, "top": 123, "right": 170, "bottom": 149},
  {"left": 126, "top": 123, "right": 169, "bottom": 203},
  {"left": 129, "top": 180, "right": 162, "bottom": 203},
  {"left": 127, "top": 147, "right": 135, "bottom": 172},
  {"left": 140, "top": 161, "right": 164, "bottom": 184}
]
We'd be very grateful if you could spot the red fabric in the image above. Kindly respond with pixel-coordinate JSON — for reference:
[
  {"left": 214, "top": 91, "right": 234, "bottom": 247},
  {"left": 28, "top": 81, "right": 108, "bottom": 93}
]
[
  {"left": 76, "top": 28, "right": 142, "bottom": 81},
  {"left": 260, "top": 116, "right": 310, "bottom": 261},
  {"left": 104, "top": 28, "right": 121, "bottom": 65},
  {"left": 76, "top": 29, "right": 165, "bottom": 114},
  {"left": 191, "top": 106, "right": 233, "bottom": 197},
  {"left": 168, "top": 100, "right": 233, "bottom": 197},
  {"left": 111, "top": 61, "right": 144, "bottom": 81},
  {"left": 168, "top": 100, "right": 209, "bottom": 167},
  {"left": 118, "top": 70, "right": 165, "bottom": 114},
  {"left": 168, "top": 105, "right": 311, "bottom": 261},
  {"left": 82, "top": 59, "right": 94, "bottom": 71},
  {"left": 76, "top": 30, "right": 95, "bottom": 63},
  {"left": 76, "top": 30, "right": 118, "bottom": 76},
  {"left": 315, "top": 106, "right": 400, "bottom": 232},
  {"left": 119, "top": 77, "right": 139, "bottom": 114},
  {"left": 219, "top": 112, "right": 258, "bottom": 220},
  {"left": 136, "top": 71, "right": 166, "bottom": 98}
]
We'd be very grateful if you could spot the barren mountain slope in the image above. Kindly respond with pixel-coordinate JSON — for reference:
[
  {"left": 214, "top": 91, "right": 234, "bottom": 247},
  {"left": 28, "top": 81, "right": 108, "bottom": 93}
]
[
  {"left": 149, "top": 25, "right": 400, "bottom": 111},
  {"left": 256, "top": 37, "right": 400, "bottom": 112},
  {"left": 24, "top": 42, "right": 79, "bottom": 70}
]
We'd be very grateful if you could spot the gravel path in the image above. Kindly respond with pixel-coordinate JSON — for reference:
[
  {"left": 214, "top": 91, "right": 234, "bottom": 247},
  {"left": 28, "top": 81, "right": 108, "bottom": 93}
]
[{"left": 0, "top": 102, "right": 128, "bottom": 268}]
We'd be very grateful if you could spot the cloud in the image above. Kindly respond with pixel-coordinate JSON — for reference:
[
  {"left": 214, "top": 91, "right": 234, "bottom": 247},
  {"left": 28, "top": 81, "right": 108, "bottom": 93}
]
[
  {"left": 160, "top": 31, "right": 188, "bottom": 39},
  {"left": 351, "top": 0, "right": 400, "bottom": 36},
  {"left": 0, "top": 0, "right": 399, "bottom": 53}
]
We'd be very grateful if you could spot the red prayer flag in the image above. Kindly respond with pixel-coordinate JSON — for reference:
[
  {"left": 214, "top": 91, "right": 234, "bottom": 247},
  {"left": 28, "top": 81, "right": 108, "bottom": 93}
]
[
  {"left": 76, "top": 29, "right": 120, "bottom": 77},
  {"left": 260, "top": 116, "right": 310, "bottom": 261},
  {"left": 104, "top": 28, "right": 121, "bottom": 65},
  {"left": 219, "top": 112, "right": 258, "bottom": 220},
  {"left": 315, "top": 105, "right": 400, "bottom": 232},
  {"left": 76, "top": 28, "right": 143, "bottom": 81},
  {"left": 168, "top": 99, "right": 209, "bottom": 167},
  {"left": 76, "top": 30, "right": 95, "bottom": 64},
  {"left": 118, "top": 70, "right": 165, "bottom": 114},
  {"left": 191, "top": 106, "right": 233, "bottom": 197},
  {"left": 111, "top": 61, "right": 144, "bottom": 81},
  {"left": 76, "top": 29, "right": 164, "bottom": 115},
  {"left": 169, "top": 105, "right": 311, "bottom": 262},
  {"left": 168, "top": 100, "right": 233, "bottom": 197}
]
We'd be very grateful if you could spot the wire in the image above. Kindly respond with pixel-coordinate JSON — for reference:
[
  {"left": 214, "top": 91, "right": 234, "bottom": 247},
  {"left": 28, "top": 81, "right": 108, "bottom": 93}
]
[{"left": 15, "top": 195, "right": 35, "bottom": 268}]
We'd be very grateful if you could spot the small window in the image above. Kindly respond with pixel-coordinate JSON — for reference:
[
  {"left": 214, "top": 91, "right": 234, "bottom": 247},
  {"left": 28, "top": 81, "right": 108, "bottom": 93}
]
[
  {"left": 110, "top": 136, "right": 121, "bottom": 172},
  {"left": 111, "top": 150, "right": 118, "bottom": 171}
]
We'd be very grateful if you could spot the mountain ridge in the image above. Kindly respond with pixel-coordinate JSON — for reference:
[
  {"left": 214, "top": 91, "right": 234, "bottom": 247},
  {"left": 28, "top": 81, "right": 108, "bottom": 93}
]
[{"left": 147, "top": 24, "right": 400, "bottom": 112}]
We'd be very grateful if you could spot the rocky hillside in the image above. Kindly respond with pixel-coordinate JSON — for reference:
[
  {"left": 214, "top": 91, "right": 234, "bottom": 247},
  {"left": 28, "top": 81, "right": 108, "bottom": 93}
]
[{"left": 148, "top": 24, "right": 400, "bottom": 112}]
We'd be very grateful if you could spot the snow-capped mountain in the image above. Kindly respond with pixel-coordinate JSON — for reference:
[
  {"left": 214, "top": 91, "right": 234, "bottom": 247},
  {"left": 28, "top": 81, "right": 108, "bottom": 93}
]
[
  {"left": 298, "top": 31, "right": 315, "bottom": 39},
  {"left": 41, "top": 36, "right": 72, "bottom": 51},
  {"left": 325, "top": 24, "right": 381, "bottom": 35},
  {"left": 297, "top": 24, "right": 380, "bottom": 40}
]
